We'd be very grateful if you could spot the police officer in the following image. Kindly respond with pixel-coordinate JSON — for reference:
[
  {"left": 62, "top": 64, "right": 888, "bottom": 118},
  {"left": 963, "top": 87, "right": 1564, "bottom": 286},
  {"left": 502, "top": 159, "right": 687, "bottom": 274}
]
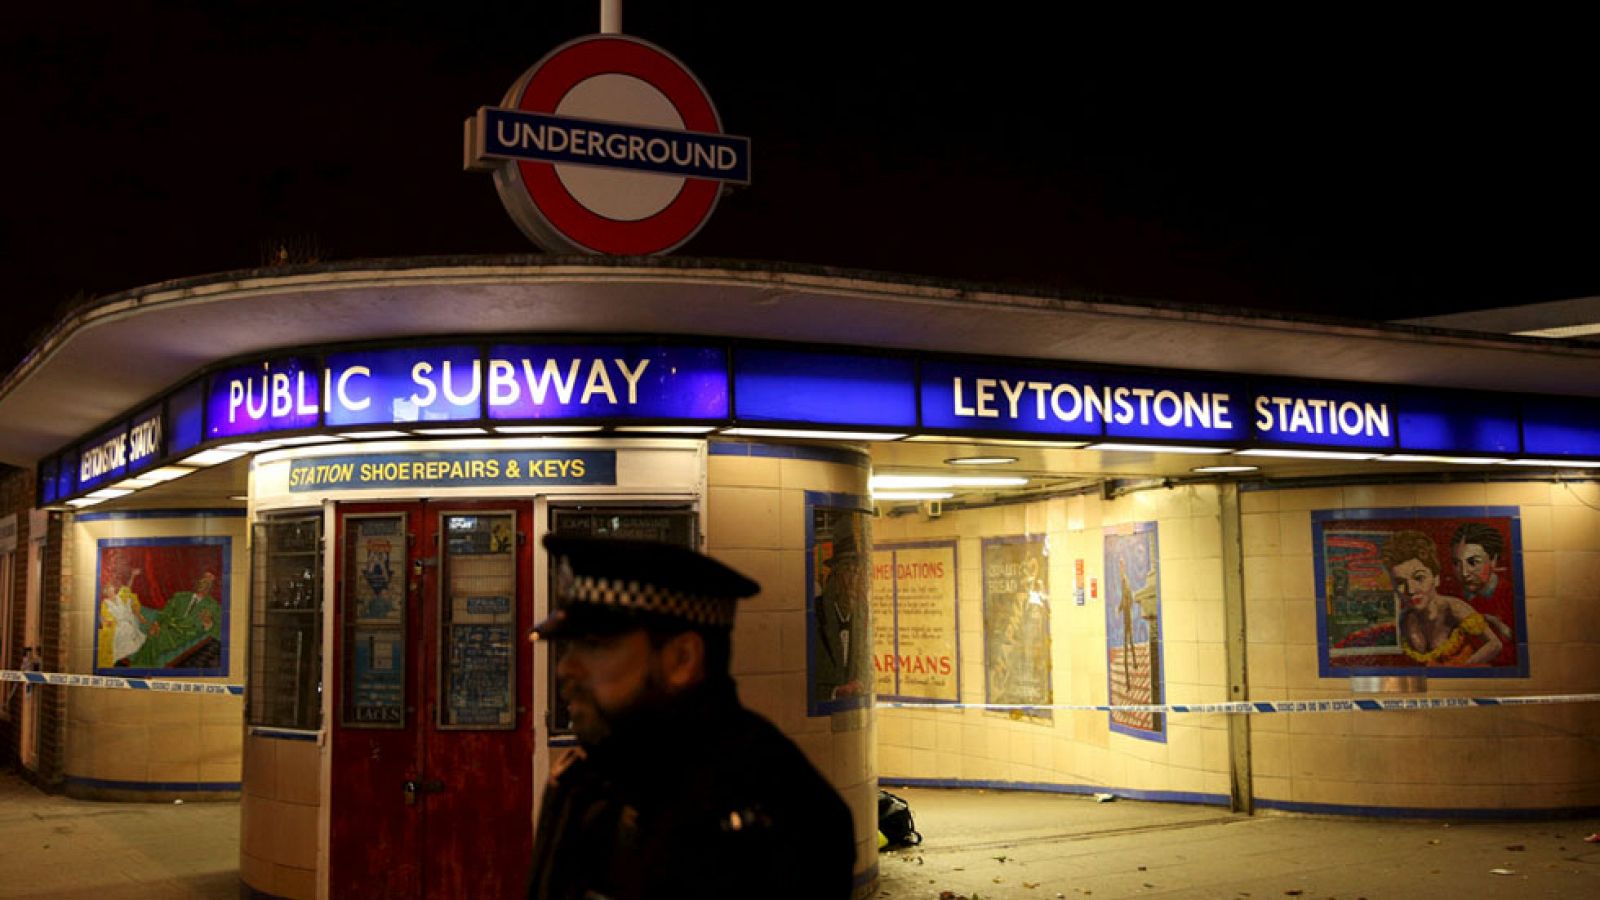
[{"left": 527, "top": 535, "right": 856, "bottom": 899}]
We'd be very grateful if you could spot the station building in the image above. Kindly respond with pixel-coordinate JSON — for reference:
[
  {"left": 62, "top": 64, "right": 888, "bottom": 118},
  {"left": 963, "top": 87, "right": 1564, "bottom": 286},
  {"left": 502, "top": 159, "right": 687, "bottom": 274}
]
[{"left": 0, "top": 258, "right": 1597, "bottom": 899}]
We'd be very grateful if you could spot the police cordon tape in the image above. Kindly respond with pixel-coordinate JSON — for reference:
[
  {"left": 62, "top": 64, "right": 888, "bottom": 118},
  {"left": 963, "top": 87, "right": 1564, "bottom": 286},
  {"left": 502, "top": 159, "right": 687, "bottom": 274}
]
[
  {"left": 6, "top": 669, "right": 1597, "bottom": 712},
  {"left": 2, "top": 669, "right": 243, "bottom": 696},
  {"left": 879, "top": 693, "right": 1600, "bottom": 714}
]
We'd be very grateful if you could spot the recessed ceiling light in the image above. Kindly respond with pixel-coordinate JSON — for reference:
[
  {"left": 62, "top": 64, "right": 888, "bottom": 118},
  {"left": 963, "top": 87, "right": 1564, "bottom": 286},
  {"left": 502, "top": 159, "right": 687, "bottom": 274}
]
[
  {"left": 871, "top": 475, "right": 1028, "bottom": 489},
  {"left": 1235, "top": 449, "right": 1379, "bottom": 461},
  {"left": 1498, "top": 458, "right": 1600, "bottom": 468},
  {"left": 1089, "top": 442, "right": 1232, "bottom": 455},
  {"left": 1191, "top": 465, "right": 1259, "bottom": 474},
  {"left": 721, "top": 428, "right": 906, "bottom": 441},
  {"left": 1378, "top": 455, "right": 1507, "bottom": 465},
  {"left": 944, "top": 456, "right": 1018, "bottom": 466},
  {"left": 182, "top": 449, "right": 246, "bottom": 467}
]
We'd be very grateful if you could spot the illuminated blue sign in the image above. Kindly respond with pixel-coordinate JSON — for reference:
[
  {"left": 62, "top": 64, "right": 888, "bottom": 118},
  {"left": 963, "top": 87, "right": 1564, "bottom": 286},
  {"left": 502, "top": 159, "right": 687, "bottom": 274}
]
[
  {"left": 36, "top": 335, "right": 1600, "bottom": 506},
  {"left": 78, "top": 423, "right": 129, "bottom": 492},
  {"left": 734, "top": 349, "right": 916, "bottom": 426},
  {"left": 325, "top": 346, "right": 483, "bottom": 426},
  {"left": 921, "top": 361, "right": 1246, "bottom": 442},
  {"left": 1249, "top": 384, "right": 1396, "bottom": 449},
  {"left": 206, "top": 357, "right": 321, "bottom": 439},
  {"left": 1395, "top": 391, "right": 1519, "bottom": 454},
  {"left": 169, "top": 381, "right": 205, "bottom": 455},
  {"left": 485, "top": 344, "right": 727, "bottom": 420},
  {"left": 1521, "top": 398, "right": 1600, "bottom": 457},
  {"left": 127, "top": 404, "right": 165, "bottom": 474}
]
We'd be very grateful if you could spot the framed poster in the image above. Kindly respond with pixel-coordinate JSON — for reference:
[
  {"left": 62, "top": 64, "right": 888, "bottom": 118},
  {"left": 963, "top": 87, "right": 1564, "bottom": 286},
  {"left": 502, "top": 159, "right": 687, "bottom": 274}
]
[
  {"left": 94, "top": 536, "right": 230, "bottom": 676},
  {"left": 806, "top": 492, "right": 873, "bottom": 715},
  {"left": 1313, "top": 507, "right": 1527, "bottom": 678},
  {"left": 872, "top": 541, "right": 960, "bottom": 703},
  {"left": 1105, "top": 522, "right": 1164, "bottom": 742},
  {"left": 981, "top": 535, "right": 1052, "bottom": 718}
]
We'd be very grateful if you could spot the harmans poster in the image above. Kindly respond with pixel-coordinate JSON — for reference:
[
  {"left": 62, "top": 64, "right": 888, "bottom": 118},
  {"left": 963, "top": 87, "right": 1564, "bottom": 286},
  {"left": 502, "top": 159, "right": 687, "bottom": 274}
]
[
  {"left": 1104, "top": 522, "right": 1164, "bottom": 741},
  {"left": 95, "top": 537, "right": 229, "bottom": 676},
  {"left": 871, "top": 541, "right": 959, "bottom": 702},
  {"left": 981, "top": 535, "right": 1052, "bottom": 718},
  {"left": 808, "top": 498, "right": 873, "bottom": 714},
  {"left": 1314, "top": 507, "right": 1526, "bottom": 677}
]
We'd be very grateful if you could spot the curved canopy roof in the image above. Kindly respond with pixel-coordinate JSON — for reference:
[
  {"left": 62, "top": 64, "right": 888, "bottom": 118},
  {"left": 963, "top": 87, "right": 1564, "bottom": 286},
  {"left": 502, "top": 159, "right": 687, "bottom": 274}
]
[{"left": 4, "top": 256, "right": 1598, "bottom": 467}]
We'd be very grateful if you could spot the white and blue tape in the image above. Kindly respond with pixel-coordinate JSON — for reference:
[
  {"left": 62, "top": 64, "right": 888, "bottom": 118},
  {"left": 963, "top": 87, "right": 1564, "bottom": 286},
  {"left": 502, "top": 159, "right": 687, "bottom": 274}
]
[
  {"left": 6, "top": 669, "right": 1597, "bottom": 712},
  {"left": 878, "top": 693, "right": 1600, "bottom": 714},
  {"left": 2, "top": 669, "right": 244, "bottom": 697}
]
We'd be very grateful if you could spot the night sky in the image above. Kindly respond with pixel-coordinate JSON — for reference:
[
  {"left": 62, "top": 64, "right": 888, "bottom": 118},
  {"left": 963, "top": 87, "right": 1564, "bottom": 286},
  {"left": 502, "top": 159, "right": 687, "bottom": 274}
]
[{"left": 3, "top": 4, "right": 1596, "bottom": 375}]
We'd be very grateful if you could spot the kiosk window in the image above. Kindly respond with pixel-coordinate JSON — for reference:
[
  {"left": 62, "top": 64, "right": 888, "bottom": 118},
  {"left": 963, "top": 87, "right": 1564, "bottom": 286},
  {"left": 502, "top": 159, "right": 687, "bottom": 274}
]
[
  {"left": 546, "top": 507, "right": 696, "bottom": 734},
  {"left": 249, "top": 514, "right": 324, "bottom": 730}
]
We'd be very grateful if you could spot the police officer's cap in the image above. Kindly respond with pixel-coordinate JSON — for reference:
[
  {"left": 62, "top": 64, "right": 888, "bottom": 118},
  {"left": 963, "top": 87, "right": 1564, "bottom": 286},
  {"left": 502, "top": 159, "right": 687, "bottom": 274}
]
[{"left": 529, "top": 535, "right": 761, "bottom": 641}]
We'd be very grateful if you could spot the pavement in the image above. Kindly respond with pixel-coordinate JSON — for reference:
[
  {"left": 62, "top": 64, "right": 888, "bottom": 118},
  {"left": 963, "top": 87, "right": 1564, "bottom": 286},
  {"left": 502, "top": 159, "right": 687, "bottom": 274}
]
[
  {"left": 1, "top": 769, "right": 1596, "bottom": 899},
  {"left": 876, "top": 787, "right": 1600, "bottom": 900}
]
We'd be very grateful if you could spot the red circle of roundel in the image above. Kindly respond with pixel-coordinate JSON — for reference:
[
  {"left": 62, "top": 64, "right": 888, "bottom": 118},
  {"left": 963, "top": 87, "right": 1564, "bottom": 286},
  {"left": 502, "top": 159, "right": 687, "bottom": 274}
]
[{"left": 512, "top": 35, "right": 723, "bottom": 256}]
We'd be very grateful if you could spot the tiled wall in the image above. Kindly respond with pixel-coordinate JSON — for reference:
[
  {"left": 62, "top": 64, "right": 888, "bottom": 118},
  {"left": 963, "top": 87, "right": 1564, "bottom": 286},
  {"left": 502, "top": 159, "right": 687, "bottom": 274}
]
[
  {"left": 1243, "top": 480, "right": 1600, "bottom": 813},
  {"left": 240, "top": 733, "right": 321, "bottom": 899},
  {"left": 707, "top": 445, "right": 879, "bottom": 893},
  {"left": 874, "top": 484, "right": 1233, "bottom": 803},
  {"left": 63, "top": 512, "right": 247, "bottom": 798}
]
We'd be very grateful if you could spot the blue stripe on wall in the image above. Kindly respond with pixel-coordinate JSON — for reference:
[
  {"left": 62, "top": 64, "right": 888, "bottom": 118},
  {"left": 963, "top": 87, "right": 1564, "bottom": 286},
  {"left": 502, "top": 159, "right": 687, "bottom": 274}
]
[{"left": 74, "top": 509, "right": 246, "bottom": 522}]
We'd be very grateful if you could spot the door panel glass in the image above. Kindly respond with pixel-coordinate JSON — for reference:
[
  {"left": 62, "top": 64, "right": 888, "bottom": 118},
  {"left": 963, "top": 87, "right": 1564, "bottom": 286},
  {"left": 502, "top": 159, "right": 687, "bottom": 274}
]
[
  {"left": 438, "top": 512, "right": 517, "bottom": 730},
  {"left": 342, "top": 513, "right": 407, "bottom": 728}
]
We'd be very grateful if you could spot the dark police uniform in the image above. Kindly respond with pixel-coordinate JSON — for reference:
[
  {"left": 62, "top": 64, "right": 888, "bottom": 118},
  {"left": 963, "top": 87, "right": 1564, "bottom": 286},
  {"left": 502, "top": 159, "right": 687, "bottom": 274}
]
[{"left": 527, "top": 536, "right": 857, "bottom": 900}]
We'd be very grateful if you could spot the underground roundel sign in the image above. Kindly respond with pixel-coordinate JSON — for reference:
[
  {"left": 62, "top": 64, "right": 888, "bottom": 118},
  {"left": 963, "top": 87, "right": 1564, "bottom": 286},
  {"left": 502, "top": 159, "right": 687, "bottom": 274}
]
[{"left": 467, "top": 34, "right": 750, "bottom": 256}]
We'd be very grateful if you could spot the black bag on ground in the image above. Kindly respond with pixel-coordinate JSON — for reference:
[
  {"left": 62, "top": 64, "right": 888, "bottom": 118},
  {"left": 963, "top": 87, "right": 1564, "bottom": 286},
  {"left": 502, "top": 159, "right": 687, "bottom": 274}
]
[{"left": 877, "top": 789, "right": 922, "bottom": 848}]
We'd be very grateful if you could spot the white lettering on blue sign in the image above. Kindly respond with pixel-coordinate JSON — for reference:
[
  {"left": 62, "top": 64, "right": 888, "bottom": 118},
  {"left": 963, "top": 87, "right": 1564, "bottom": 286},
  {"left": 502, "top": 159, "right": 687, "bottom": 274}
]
[
  {"left": 1253, "top": 395, "right": 1390, "bottom": 438},
  {"left": 949, "top": 377, "right": 1233, "bottom": 430},
  {"left": 80, "top": 432, "right": 128, "bottom": 482},
  {"left": 498, "top": 120, "right": 738, "bottom": 173},
  {"left": 319, "top": 355, "right": 656, "bottom": 419},
  {"left": 228, "top": 371, "right": 319, "bottom": 423},
  {"left": 128, "top": 414, "right": 162, "bottom": 464}
]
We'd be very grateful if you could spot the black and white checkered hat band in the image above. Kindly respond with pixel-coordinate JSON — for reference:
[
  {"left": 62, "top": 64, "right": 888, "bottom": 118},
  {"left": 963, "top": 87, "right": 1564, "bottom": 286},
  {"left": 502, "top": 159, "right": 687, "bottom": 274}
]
[{"left": 564, "top": 574, "right": 736, "bottom": 627}]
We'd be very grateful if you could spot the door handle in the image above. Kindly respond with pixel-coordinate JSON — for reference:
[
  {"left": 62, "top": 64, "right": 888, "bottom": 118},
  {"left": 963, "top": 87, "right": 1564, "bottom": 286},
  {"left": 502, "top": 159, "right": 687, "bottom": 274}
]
[{"left": 403, "top": 779, "right": 446, "bottom": 805}]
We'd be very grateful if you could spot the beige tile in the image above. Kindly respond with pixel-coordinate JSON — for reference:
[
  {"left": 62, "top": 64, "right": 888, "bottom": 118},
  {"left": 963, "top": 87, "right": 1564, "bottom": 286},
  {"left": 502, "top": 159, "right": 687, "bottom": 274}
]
[
  {"left": 781, "top": 457, "right": 867, "bottom": 495},
  {"left": 1241, "top": 513, "right": 1280, "bottom": 557},
  {"left": 244, "top": 795, "right": 281, "bottom": 861},
  {"left": 706, "top": 486, "right": 781, "bottom": 550},
  {"left": 1553, "top": 480, "right": 1600, "bottom": 508},
  {"left": 239, "top": 850, "right": 275, "bottom": 896},
  {"left": 1553, "top": 550, "right": 1600, "bottom": 601},
  {"left": 1246, "top": 600, "right": 1285, "bottom": 644},
  {"left": 275, "top": 740, "right": 323, "bottom": 807},
  {"left": 731, "top": 609, "right": 784, "bottom": 676},
  {"left": 1487, "top": 481, "right": 1552, "bottom": 507},
  {"left": 1278, "top": 487, "right": 1344, "bottom": 513},
  {"left": 708, "top": 454, "right": 782, "bottom": 488},
  {"left": 1242, "top": 556, "right": 1283, "bottom": 602},
  {"left": 1421, "top": 481, "right": 1490, "bottom": 507},
  {"left": 710, "top": 548, "right": 788, "bottom": 610},
  {"left": 1241, "top": 490, "right": 1279, "bottom": 514},
  {"left": 276, "top": 799, "right": 319, "bottom": 870},
  {"left": 1551, "top": 505, "right": 1600, "bottom": 552},
  {"left": 778, "top": 489, "right": 808, "bottom": 551},
  {"left": 273, "top": 865, "right": 318, "bottom": 900},
  {"left": 94, "top": 723, "right": 151, "bottom": 782}
]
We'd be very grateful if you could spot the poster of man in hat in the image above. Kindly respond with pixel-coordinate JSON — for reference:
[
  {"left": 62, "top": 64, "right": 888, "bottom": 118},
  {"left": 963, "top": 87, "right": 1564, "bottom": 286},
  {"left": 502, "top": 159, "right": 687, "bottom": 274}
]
[{"left": 809, "top": 505, "right": 873, "bottom": 713}]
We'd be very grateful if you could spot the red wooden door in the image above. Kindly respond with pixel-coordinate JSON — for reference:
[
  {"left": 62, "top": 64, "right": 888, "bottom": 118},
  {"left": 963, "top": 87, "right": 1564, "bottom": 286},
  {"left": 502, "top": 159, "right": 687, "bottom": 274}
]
[{"left": 330, "top": 501, "right": 535, "bottom": 899}]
